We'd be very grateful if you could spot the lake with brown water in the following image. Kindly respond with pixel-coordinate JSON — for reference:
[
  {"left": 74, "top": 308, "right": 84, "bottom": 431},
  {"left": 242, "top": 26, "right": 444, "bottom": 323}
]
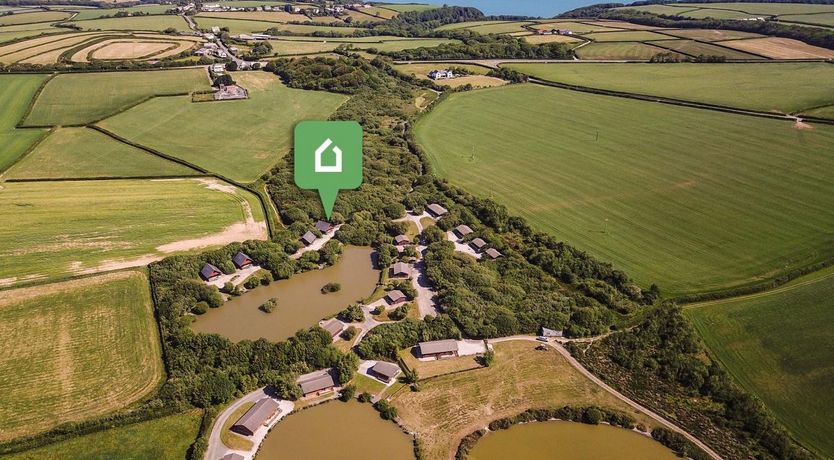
[
  {"left": 469, "top": 420, "right": 680, "bottom": 460},
  {"left": 192, "top": 246, "right": 379, "bottom": 341},
  {"left": 257, "top": 400, "right": 413, "bottom": 460}
]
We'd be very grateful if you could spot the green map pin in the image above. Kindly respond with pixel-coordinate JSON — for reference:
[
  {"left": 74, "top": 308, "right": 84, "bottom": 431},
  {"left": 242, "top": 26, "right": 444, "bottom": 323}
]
[{"left": 294, "top": 121, "right": 363, "bottom": 219}]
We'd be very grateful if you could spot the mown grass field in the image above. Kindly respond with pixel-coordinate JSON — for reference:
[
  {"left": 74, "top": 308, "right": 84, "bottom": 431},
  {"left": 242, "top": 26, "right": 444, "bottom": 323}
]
[
  {"left": 574, "top": 41, "right": 672, "bottom": 60},
  {"left": 0, "top": 74, "right": 48, "bottom": 173},
  {"left": 686, "top": 266, "right": 834, "bottom": 458},
  {"left": 583, "top": 30, "right": 673, "bottom": 42},
  {"left": 99, "top": 72, "right": 348, "bottom": 182},
  {"left": 646, "top": 39, "right": 765, "bottom": 59},
  {"left": 0, "top": 271, "right": 163, "bottom": 441},
  {"left": 23, "top": 68, "right": 211, "bottom": 126},
  {"left": 391, "top": 341, "right": 660, "bottom": 459},
  {"left": 0, "top": 178, "right": 264, "bottom": 285},
  {"left": 716, "top": 37, "right": 834, "bottom": 59},
  {"left": 415, "top": 84, "right": 834, "bottom": 297},
  {"left": 779, "top": 12, "right": 834, "bottom": 27},
  {"left": 0, "top": 10, "right": 71, "bottom": 26},
  {"left": 662, "top": 28, "right": 764, "bottom": 41},
  {"left": 72, "top": 14, "right": 190, "bottom": 31},
  {"left": 0, "top": 31, "right": 98, "bottom": 63},
  {"left": 69, "top": 3, "right": 173, "bottom": 20},
  {"left": 505, "top": 62, "right": 834, "bottom": 115},
  {"left": 194, "top": 16, "right": 357, "bottom": 35},
  {"left": 0, "top": 23, "right": 61, "bottom": 43},
  {"left": 3, "top": 410, "right": 203, "bottom": 459},
  {"left": 6, "top": 127, "right": 197, "bottom": 179},
  {"left": 268, "top": 36, "right": 458, "bottom": 55}
]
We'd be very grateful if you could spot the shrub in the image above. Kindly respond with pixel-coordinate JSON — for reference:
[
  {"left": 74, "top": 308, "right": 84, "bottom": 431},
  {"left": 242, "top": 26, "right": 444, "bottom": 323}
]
[
  {"left": 340, "top": 384, "right": 356, "bottom": 402},
  {"left": 321, "top": 282, "right": 342, "bottom": 294},
  {"left": 357, "top": 392, "right": 372, "bottom": 403},
  {"left": 388, "top": 303, "right": 411, "bottom": 321},
  {"left": 259, "top": 298, "right": 278, "bottom": 313},
  {"left": 340, "top": 326, "right": 357, "bottom": 341},
  {"left": 338, "top": 304, "right": 364, "bottom": 322},
  {"left": 192, "top": 301, "right": 209, "bottom": 315},
  {"left": 374, "top": 400, "right": 398, "bottom": 420}
]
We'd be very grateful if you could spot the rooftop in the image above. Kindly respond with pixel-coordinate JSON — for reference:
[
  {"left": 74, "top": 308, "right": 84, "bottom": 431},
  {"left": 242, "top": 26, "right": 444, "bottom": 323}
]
[
  {"left": 371, "top": 361, "right": 401, "bottom": 379},
  {"left": 419, "top": 339, "right": 458, "bottom": 355},
  {"left": 301, "top": 231, "right": 317, "bottom": 245},
  {"left": 386, "top": 289, "right": 406, "bottom": 303},
  {"left": 298, "top": 370, "right": 336, "bottom": 394},
  {"left": 233, "top": 397, "right": 280, "bottom": 435}
]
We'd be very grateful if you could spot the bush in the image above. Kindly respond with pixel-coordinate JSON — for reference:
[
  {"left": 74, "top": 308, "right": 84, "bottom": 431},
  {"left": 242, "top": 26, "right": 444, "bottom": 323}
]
[
  {"left": 357, "top": 391, "right": 372, "bottom": 403},
  {"left": 192, "top": 301, "right": 209, "bottom": 315},
  {"left": 340, "top": 326, "right": 357, "bottom": 341},
  {"left": 388, "top": 303, "right": 411, "bottom": 321},
  {"left": 374, "top": 400, "right": 398, "bottom": 420},
  {"left": 477, "top": 349, "right": 495, "bottom": 367},
  {"left": 259, "top": 298, "right": 278, "bottom": 313},
  {"left": 340, "top": 384, "right": 356, "bottom": 402},
  {"left": 582, "top": 407, "right": 603, "bottom": 425},
  {"left": 338, "top": 304, "right": 364, "bottom": 322},
  {"left": 321, "top": 282, "right": 342, "bottom": 294}
]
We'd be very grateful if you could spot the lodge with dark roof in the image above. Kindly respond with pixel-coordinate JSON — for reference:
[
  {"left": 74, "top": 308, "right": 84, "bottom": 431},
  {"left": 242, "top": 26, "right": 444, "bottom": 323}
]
[
  {"left": 200, "top": 263, "right": 222, "bottom": 281},
  {"left": 389, "top": 262, "right": 410, "bottom": 279},
  {"left": 385, "top": 289, "right": 406, "bottom": 304},
  {"left": 232, "top": 251, "right": 253, "bottom": 269},
  {"left": 231, "top": 397, "right": 281, "bottom": 436},
  {"left": 369, "top": 361, "right": 401, "bottom": 383},
  {"left": 298, "top": 370, "right": 337, "bottom": 397},
  {"left": 426, "top": 203, "right": 448, "bottom": 217},
  {"left": 301, "top": 231, "right": 317, "bottom": 246},
  {"left": 315, "top": 220, "right": 333, "bottom": 233},
  {"left": 418, "top": 339, "right": 459, "bottom": 360},
  {"left": 469, "top": 238, "right": 487, "bottom": 252}
]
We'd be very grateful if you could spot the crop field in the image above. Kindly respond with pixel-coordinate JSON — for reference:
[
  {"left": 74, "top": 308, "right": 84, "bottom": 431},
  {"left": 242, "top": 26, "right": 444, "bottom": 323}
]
[
  {"left": 457, "top": 21, "right": 535, "bottom": 35},
  {"left": 0, "top": 271, "right": 163, "bottom": 440},
  {"left": 648, "top": 38, "right": 766, "bottom": 59},
  {"left": 0, "top": 178, "right": 265, "bottom": 286},
  {"left": 679, "top": 2, "right": 834, "bottom": 15},
  {"left": 267, "top": 36, "right": 459, "bottom": 55},
  {"left": 532, "top": 21, "right": 621, "bottom": 34},
  {"left": 583, "top": 30, "right": 673, "bottom": 42},
  {"left": 99, "top": 72, "right": 348, "bottom": 182},
  {"left": 69, "top": 3, "right": 173, "bottom": 20},
  {"left": 24, "top": 68, "right": 211, "bottom": 126},
  {"left": 89, "top": 40, "right": 175, "bottom": 59},
  {"left": 199, "top": 10, "right": 309, "bottom": 22},
  {"left": 574, "top": 42, "right": 673, "bottom": 60},
  {"left": 379, "top": 3, "right": 436, "bottom": 13},
  {"left": 415, "top": 84, "right": 834, "bottom": 297},
  {"left": 716, "top": 37, "right": 834, "bottom": 59},
  {"left": 0, "top": 31, "right": 96, "bottom": 61},
  {"left": 6, "top": 127, "right": 197, "bottom": 179},
  {"left": 779, "top": 12, "right": 834, "bottom": 27},
  {"left": 391, "top": 341, "right": 660, "bottom": 459},
  {"left": 0, "top": 23, "right": 61, "bottom": 43},
  {"left": 0, "top": 74, "right": 48, "bottom": 173},
  {"left": 4, "top": 410, "right": 203, "bottom": 460},
  {"left": 72, "top": 15, "right": 190, "bottom": 31},
  {"left": 0, "top": 10, "right": 71, "bottom": 26},
  {"left": 523, "top": 34, "right": 584, "bottom": 45},
  {"left": 505, "top": 62, "right": 834, "bottom": 115},
  {"left": 620, "top": 2, "right": 834, "bottom": 26},
  {"left": 686, "top": 266, "right": 834, "bottom": 457},
  {"left": 194, "top": 16, "right": 358, "bottom": 35},
  {"left": 662, "top": 28, "right": 764, "bottom": 41},
  {"left": 65, "top": 34, "right": 203, "bottom": 62}
]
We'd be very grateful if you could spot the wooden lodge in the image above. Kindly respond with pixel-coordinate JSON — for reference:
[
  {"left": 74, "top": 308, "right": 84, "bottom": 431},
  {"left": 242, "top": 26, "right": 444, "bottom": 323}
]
[{"left": 418, "top": 339, "right": 459, "bottom": 360}]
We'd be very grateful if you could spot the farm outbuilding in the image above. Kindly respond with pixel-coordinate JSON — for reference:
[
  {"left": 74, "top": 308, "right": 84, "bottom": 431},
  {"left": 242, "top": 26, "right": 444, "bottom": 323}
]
[
  {"left": 370, "top": 361, "right": 401, "bottom": 383},
  {"left": 322, "top": 318, "right": 345, "bottom": 338},
  {"left": 200, "top": 263, "right": 222, "bottom": 281},
  {"left": 418, "top": 339, "right": 459, "bottom": 360},
  {"left": 541, "top": 326, "right": 564, "bottom": 338},
  {"left": 233, "top": 251, "right": 253, "bottom": 269},
  {"left": 386, "top": 289, "right": 406, "bottom": 304},
  {"left": 298, "top": 370, "right": 337, "bottom": 397},
  {"left": 301, "top": 231, "right": 317, "bottom": 246},
  {"left": 389, "top": 262, "right": 410, "bottom": 279},
  {"left": 426, "top": 203, "right": 448, "bottom": 217},
  {"left": 231, "top": 397, "right": 281, "bottom": 436}
]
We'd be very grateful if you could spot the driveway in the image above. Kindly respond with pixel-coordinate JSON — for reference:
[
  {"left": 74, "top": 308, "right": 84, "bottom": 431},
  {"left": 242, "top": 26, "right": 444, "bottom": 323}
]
[{"left": 290, "top": 224, "right": 342, "bottom": 260}]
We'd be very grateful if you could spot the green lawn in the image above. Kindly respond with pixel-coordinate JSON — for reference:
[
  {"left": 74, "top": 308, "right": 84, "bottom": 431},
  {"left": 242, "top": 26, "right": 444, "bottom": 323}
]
[
  {"left": 686, "top": 266, "right": 834, "bottom": 458},
  {"left": 6, "top": 127, "right": 198, "bottom": 179},
  {"left": 506, "top": 62, "right": 834, "bottom": 116},
  {"left": 71, "top": 15, "right": 190, "bottom": 32},
  {"left": 23, "top": 68, "right": 211, "bottom": 126},
  {"left": 99, "top": 72, "right": 348, "bottom": 182},
  {"left": 0, "top": 178, "right": 264, "bottom": 285},
  {"left": 3, "top": 410, "right": 203, "bottom": 459},
  {"left": 415, "top": 84, "right": 834, "bottom": 297},
  {"left": 0, "top": 74, "right": 48, "bottom": 173},
  {"left": 0, "top": 271, "right": 164, "bottom": 441}
]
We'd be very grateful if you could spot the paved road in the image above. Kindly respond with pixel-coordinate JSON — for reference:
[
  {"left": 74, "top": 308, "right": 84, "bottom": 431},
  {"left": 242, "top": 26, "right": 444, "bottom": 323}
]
[{"left": 489, "top": 336, "right": 724, "bottom": 460}]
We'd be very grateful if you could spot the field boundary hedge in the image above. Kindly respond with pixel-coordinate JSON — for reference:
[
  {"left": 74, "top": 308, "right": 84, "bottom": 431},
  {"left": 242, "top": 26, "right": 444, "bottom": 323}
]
[
  {"left": 15, "top": 72, "right": 56, "bottom": 129},
  {"left": 0, "top": 126, "right": 51, "bottom": 175}
]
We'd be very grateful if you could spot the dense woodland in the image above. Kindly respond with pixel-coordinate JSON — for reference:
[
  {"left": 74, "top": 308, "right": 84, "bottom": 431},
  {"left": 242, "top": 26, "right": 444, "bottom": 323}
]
[{"left": 570, "top": 304, "right": 812, "bottom": 460}]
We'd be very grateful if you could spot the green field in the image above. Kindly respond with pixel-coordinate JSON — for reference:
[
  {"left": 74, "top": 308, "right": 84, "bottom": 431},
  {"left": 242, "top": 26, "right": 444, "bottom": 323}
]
[
  {"left": 268, "top": 36, "right": 459, "bottom": 55},
  {"left": 646, "top": 39, "right": 765, "bottom": 59},
  {"left": 0, "top": 271, "right": 164, "bottom": 440},
  {"left": 686, "top": 266, "right": 834, "bottom": 457},
  {"left": 6, "top": 127, "right": 198, "bottom": 179},
  {"left": 505, "top": 63, "right": 834, "bottom": 115},
  {"left": 99, "top": 72, "right": 348, "bottom": 182},
  {"left": 583, "top": 30, "right": 673, "bottom": 42},
  {"left": 70, "top": 4, "right": 173, "bottom": 21},
  {"left": 0, "top": 23, "right": 62, "bottom": 43},
  {"left": 0, "top": 10, "right": 71, "bottom": 26},
  {"left": 23, "top": 68, "right": 211, "bottom": 126},
  {"left": 779, "top": 12, "right": 834, "bottom": 27},
  {"left": 662, "top": 28, "right": 764, "bottom": 41},
  {"left": 0, "top": 178, "right": 264, "bottom": 285},
  {"left": 3, "top": 410, "right": 203, "bottom": 459},
  {"left": 194, "top": 16, "right": 357, "bottom": 35},
  {"left": 72, "top": 15, "right": 189, "bottom": 31},
  {"left": 415, "top": 84, "right": 834, "bottom": 297},
  {"left": 574, "top": 41, "right": 671, "bottom": 60},
  {"left": 0, "top": 74, "right": 48, "bottom": 173},
  {"left": 378, "top": 3, "right": 437, "bottom": 13},
  {"left": 682, "top": 2, "right": 834, "bottom": 15}
]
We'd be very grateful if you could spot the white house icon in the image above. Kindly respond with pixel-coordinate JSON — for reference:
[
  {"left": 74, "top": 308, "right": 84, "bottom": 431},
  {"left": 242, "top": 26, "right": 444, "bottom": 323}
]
[{"left": 315, "top": 138, "right": 342, "bottom": 173}]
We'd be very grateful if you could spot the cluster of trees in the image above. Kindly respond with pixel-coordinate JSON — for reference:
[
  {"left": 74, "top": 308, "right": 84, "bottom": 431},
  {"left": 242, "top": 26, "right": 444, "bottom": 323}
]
[
  {"left": 574, "top": 304, "right": 812, "bottom": 460},
  {"left": 381, "top": 31, "right": 572, "bottom": 60},
  {"left": 356, "top": 316, "right": 461, "bottom": 360},
  {"left": 371, "top": 6, "right": 485, "bottom": 36}
]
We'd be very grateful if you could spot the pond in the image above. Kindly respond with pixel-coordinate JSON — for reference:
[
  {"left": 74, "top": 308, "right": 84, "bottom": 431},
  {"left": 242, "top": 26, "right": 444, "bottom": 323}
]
[
  {"left": 257, "top": 400, "right": 413, "bottom": 460},
  {"left": 469, "top": 420, "right": 681, "bottom": 460},
  {"left": 192, "top": 246, "right": 379, "bottom": 342}
]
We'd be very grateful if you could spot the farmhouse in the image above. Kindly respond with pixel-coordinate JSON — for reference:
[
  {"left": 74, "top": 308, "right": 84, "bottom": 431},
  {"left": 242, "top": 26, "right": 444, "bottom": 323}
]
[
  {"left": 389, "top": 262, "right": 410, "bottom": 279},
  {"left": 315, "top": 220, "right": 334, "bottom": 233},
  {"left": 428, "top": 69, "right": 454, "bottom": 80},
  {"left": 426, "top": 203, "right": 448, "bottom": 217},
  {"left": 394, "top": 234, "right": 410, "bottom": 245},
  {"left": 485, "top": 248, "right": 503, "bottom": 260},
  {"left": 322, "top": 318, "right": 345, "bottom": 338},
  {"left": 231, "top": 397, "right": 281, "bottom": 436},
  {"left": 386, "top": 289, "right": 406, "bottom": 304},
  {"left": 298, "top": 370, "right": 337, "bottom": 397},
  {"left": 469, "top": 238, "right": 487, "bottom": 252},
  {"left": 232, "top": 251, "right": 253, "bottom": 269},
  {"left": 200, "top": 263, "right": 222, "bottom": 281},
  {"left": 370, "top": 361, "right": 401, "bottom": 383},
  {"left": 301, "top": 231, "right": 317, "bottom": 246},
  {"left": 540, "top": 326, "right": 564, "bottom": 338},
  {"left": 454, "top": 224, "right": 473, "bottom": 238},
  {"left": 418, "top": 339, "right": 459, "bottom": 360}
]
